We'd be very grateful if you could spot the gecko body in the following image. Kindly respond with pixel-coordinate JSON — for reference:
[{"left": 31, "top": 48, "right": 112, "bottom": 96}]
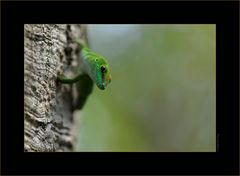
[{"left": 57, "top": 39, "right": 111, "bottom": 109}]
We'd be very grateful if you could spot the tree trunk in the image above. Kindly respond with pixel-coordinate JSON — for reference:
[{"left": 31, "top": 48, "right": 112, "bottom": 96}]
[{"left": 24, "top": 24, "right": 88, "bottom": 152}]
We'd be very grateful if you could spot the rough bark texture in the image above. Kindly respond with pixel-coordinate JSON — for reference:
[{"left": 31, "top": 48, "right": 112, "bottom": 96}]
[{"left": 24, "top": 24, "right": 88, "bottom": 152}]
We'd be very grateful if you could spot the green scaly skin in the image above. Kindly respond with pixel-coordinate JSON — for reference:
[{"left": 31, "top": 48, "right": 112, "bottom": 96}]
[{"left": 57, "top": 39, "right": 112, "bottom": 109}]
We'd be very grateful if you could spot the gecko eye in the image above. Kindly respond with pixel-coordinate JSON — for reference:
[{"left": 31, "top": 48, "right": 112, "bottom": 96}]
[{"left": 101, "top": 65, "right": 106, "bottom": 72}]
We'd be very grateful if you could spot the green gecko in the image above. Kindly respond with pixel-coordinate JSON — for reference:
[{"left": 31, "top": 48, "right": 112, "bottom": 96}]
[{"left": 57, "top": 39, "right": 112, "bottom": 109}]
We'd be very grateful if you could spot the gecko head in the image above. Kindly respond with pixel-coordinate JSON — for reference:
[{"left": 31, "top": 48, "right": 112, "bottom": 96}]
[{"left": 93, "top": 57, "right": 112, "bottom": 90}]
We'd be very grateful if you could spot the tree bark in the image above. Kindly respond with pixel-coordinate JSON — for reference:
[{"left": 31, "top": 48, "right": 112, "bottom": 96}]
[{"left": 24, "top": 24, "right": 88, "bottom": 152}]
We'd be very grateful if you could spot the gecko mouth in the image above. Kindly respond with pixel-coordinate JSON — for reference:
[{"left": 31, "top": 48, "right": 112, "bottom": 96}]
[
  {"left": 98, "top": 69, "right": 107, "bottom": 90},
  {"left": 97, "top": 75, "right": 111, "bottom": 90},
  {"left": 96, "top": 82, "right": 106, "bottom": 90},
  {"left": 96, "top": 70, "right": 111, "bottom": 90}
]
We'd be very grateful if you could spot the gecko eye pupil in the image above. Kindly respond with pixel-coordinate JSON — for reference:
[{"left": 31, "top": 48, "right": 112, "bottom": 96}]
[{"left": 101, "top": 65, "right": 106, "bottom": 72}]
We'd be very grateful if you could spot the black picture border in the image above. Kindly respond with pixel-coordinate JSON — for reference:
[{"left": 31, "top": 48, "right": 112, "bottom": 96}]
[{"left": 1, "top": 1, "right": 239, "bottom": 175}]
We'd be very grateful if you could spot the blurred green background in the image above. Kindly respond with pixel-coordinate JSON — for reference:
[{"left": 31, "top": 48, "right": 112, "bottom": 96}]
[{"left": 75, "top": 24, "right": 216, "bottom": 152}]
